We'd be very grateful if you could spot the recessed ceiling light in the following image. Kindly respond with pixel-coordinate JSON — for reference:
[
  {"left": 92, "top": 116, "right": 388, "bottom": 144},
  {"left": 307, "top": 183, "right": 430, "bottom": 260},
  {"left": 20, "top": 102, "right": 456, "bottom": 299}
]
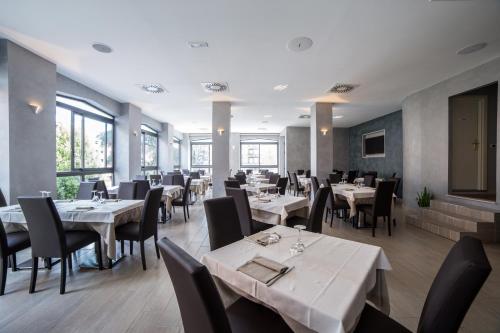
[
  {"left": 264, "top": 115, "right": 272, "bottom": 118},
  {"left": 273, "top": 84, "right": 288, "bottom": 91},
  {"left": 298, "top": 114, "right": 311, "bottom": 119},
  {"left": 332, "top": 115, "right": 344, "bottom": 119},
  {"left": 188, "top": 41, "right": 209, "bottom": 48},
  {"left": 137, "top": 83, "right": 167, "bottom": 94},
  {"left": 92, "top": 43, "right": 113, "bottom": 54},
  {"left": 457, "top": 42, "right": 487, "bottom": 55},
  {"left": 287, "top": 37, "right": 313, "bottom": 52},
  {"left": 329, "top": 83, "right": 359, "bottom": 94},
  {"left": 201, "top": 82, "right": 229, "bottom": 93}
]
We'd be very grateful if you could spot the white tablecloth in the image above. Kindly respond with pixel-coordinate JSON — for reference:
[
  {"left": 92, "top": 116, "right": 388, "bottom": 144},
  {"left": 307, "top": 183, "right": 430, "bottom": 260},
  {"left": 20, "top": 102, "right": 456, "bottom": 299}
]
[
  {"left": 108, "top": 185, "right": 182, "bottom": 212},
  {"left": 299, "top": 178, "right": 312, "bottom": 194},
  {"left": 331, "top": 184, "right": 395, "bottom": 218},
  {"left": 248, "top": 175, "right": 270, "bottom": 184},
  {"left": 0, "top": 200, "right": 143, "bottom": 259},
  {"left": 249, "top": 195, "right": 309, "bottom": 225},
  {"left": 190, "top": 179, "right": 208, "bottom": 195},
  {"left": 242, "top": 183, "right": 276, "bottom": 193},
  {"left": 201, "top": 225, "right": 391, "bottom": 333}
]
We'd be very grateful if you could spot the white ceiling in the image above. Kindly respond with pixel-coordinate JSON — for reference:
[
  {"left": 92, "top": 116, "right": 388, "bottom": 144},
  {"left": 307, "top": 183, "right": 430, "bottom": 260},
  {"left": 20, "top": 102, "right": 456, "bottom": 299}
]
[{"left": 1, "top": 0, "right": 500, "bottom": 133}]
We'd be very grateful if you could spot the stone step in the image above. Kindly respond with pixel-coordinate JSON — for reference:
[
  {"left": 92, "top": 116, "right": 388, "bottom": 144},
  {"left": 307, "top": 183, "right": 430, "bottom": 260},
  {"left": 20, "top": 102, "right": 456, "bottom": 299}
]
[
  {"left": 430, "top": 199, "right": 497, "bottom": 222},
  {"left": 420, "top": 207, "right": 491, "bottom": 233}
]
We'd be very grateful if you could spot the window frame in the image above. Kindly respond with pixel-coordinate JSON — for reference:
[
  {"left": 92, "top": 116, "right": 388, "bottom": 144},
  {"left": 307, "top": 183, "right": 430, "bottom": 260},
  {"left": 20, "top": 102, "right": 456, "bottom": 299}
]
[
  {"left": 190, "top": 142, "right": 212, "bottom": 173},
  {"left": 141, "top": 124, "right": 159, "bottom": 174},
  {"left": 240, "top": 141, "right": 279, "bottom": 171},
  {"left": 56, "top": 95, "right": 115, "bottom": 181}
]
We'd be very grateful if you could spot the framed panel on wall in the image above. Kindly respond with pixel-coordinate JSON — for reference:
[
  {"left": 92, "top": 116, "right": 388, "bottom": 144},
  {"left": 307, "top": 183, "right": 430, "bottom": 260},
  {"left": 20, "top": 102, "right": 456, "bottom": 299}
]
[{"left": 362, "top": 129, "right": 385, "bottom": 158}]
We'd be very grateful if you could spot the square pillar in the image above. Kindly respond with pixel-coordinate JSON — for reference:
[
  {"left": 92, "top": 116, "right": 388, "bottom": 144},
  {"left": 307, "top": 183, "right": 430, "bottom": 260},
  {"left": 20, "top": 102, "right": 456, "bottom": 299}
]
[
  {"left": 212, "top": 102, "right": 231, "bottom": 197},
  {"left": 311, "top": 102, "right": 333, "bottom": 181}
]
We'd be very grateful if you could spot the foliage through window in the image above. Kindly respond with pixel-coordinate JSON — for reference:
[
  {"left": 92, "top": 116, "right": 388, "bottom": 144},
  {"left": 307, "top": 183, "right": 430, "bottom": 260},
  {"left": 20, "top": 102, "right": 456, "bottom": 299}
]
[
  {"left": 191, "top": 138, "right": 212, "bottom": 174},
  {"left": 141, "top": 125, "right": 159, "bottom": 174},
  {"left": 172, "top": 137, "right": 181, "bottom": 170}
]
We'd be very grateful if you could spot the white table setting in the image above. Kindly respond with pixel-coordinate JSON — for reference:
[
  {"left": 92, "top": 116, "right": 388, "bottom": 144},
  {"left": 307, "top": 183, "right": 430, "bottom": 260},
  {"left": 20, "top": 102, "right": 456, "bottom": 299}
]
[
  {"left": 241, "top": 183, "right": 277, "bottom": 193},
  {"left": 201, "top": 225, "right": 391, "bottom": 333},
  {"left": 248, "top": 194, "right": 309, "bottom": 225},
  {"left": 331, "top": 183, "right": 395, "bottom": 218}
]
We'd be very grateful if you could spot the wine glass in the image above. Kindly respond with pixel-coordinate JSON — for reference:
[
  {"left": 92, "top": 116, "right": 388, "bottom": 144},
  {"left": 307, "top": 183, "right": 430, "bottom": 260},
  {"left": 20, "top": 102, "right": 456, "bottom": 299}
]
[
  {"left": 290, "top": 225, "right": 306, "bottom": 254},
  {"left": 98, "top": 191, "right": 105, "bottom": 203},
  {"left": 91, "top": 190, "right": 98, "bottom": 202}
]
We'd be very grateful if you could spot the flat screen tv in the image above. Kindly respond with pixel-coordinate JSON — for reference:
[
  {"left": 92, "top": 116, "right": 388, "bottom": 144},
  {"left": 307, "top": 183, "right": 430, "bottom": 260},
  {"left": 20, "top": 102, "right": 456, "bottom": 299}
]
[{"left": 362, "top": 130, "right": 385, "bottom": 158}]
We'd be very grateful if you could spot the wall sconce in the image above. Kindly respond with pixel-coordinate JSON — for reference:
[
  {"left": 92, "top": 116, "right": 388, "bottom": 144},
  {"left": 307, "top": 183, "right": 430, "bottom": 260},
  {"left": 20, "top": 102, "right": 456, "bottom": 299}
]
[
  {"left": 28, "top": 103, "right": 42, "bottom": 114},
  {"left": 133, "top": 130, "right": 138, "bottom": 136},
  {"left": 217, "top": 128, "right": 225, "bottom": 136},
  {"left": 320, "top": 128, "right": 328, "bottom": 136}
]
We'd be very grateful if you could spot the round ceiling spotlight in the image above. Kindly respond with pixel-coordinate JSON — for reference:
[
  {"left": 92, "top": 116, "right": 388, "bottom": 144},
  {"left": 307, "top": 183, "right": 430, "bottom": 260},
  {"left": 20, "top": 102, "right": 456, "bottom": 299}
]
[
  {"left": 92, "top": 43, "right": 113, "bottom": 54},
  {"left": 329, "top": 83, "right": 358, "bottom": 94},
  {"left": 201, "top": 82, "right": 229, "bottom": 93},
  {"left": 457, "top": 42, "right": 487, "bottom": 55},
  {"left": 138, "top": 83, "right": 166, "bottom": 94},
  {"left": 287, "top": 37, "right": 313, "bottom": 52}
]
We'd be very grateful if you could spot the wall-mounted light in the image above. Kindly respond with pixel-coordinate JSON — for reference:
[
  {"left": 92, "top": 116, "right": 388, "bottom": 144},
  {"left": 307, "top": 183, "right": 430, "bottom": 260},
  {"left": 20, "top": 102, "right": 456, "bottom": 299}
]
[
  {"left": 28, "top": 103, "right": 42, "bottom": 114},
  {"left": 320, "top": 128, "right": 328, "bottom": 136},
  {"left": 217, "top": 128, "right": 225, "bottom": 136},
  {"left": 133, "top": 130, "right": 138, "bottom": 136}
]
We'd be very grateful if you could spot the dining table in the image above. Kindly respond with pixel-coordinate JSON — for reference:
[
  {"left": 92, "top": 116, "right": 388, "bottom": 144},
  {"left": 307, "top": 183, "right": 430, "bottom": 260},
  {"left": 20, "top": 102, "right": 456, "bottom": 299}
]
[
  {"left": 201, "top": 225, "right": 391, "bottom": 333},
  {"left": 241, "top": 183, "right": 276, "bottom": 193},
  {"left": 249, "top": 194, "right": 309, "bottom": 225},
  {"left": 0, "top": 199, "right": 143, "bottom": 260}
]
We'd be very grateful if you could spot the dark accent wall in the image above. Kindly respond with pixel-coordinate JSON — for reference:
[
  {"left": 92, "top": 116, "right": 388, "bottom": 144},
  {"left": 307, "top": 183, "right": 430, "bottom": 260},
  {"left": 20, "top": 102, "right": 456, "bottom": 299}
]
[{"left": 349, "top": 110, "right": 403, "bottom": 180}]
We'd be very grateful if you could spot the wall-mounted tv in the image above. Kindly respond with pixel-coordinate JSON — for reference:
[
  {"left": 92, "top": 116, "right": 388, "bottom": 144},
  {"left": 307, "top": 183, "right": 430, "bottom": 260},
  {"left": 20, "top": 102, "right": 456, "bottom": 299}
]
[{"left": 362, "top": 130, "right": 385, "bottom": 158}]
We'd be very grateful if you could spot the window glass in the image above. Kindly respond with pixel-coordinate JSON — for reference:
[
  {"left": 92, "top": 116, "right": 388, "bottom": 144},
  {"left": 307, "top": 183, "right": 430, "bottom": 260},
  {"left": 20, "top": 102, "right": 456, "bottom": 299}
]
[
  {"left": 84, "top": 117, "right": 106, "bottom": 168},
  {"left": 240, "top": 141, "right": 279, "bottom": 172},
  {"left": 56, "top": 107, "right": 72, "bottom": 172},
  {"left": 141, "top": 125, "right": 159, "bottom": 174}
]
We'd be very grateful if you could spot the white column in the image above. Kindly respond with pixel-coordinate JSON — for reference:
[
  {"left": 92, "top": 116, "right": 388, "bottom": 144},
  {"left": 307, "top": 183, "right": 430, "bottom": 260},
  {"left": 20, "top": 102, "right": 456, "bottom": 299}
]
[
  {"left": 115, "top": 103, "right": 141, "bottom": 182},
  {"left": 212, "top": 102, "right": 231, "bottom": 197},
  {"left": 310, "top": 102, "right": 333, "bottom": 181}
]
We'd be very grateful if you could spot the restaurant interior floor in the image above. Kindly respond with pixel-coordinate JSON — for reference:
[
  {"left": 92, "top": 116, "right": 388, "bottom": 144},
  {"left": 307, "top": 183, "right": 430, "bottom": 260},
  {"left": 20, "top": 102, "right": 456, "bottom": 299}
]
[{"left": 1, "top": 194, "right": 499, "bottom": 333}]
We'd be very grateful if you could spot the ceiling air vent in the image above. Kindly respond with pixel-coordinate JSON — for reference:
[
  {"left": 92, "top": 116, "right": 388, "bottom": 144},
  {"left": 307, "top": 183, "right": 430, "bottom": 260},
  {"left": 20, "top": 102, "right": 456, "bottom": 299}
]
[
  {"left": 201, "top": 82, "right": 229, "bottom": 93},
  {"left": 329, "top": 83, "right": 359, "bottom": 94},
  {"left": 298, "top": 114, "right": 311, "bottom": 119},
  {"left": 138, "top": 83, "right": 167, "bottom": 94}
]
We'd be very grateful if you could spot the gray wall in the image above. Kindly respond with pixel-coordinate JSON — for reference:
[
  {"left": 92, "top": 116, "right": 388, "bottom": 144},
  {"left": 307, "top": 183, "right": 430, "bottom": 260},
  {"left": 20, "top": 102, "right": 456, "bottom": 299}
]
[
  {"left": 115, "top": 103, "right": 142, "bottom": 182},
  {"left": 0, "top": 40, "right": 57, "bottom": 203},
  {"left": 349, "top": 110, "right": 403, "bottom": 180},
  {"left": 403, "top": 56, "right": 500, "bottom": 209},
  {"left": 285, "top": 127, "right": 310, "bottom": 174},
  {"left": 332, "top": 128, "right": 350, "bottom": 172}
]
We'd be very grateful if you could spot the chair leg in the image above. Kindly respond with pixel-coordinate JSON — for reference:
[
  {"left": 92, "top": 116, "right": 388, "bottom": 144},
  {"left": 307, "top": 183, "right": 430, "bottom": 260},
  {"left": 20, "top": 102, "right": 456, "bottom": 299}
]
[
  {"left": 393, "top": 218, "right": 396, "bottom": 227},
  {"left": 0, "top": 257, "right": 7, "bottom": 296},
  {"left": 120, "top": 240, "right": 125, "bottom": 255},
  {"left": 331, "top": 209, "right": 334, "bottom": 225},
  {"left": 183, "top": 206, "right": 187, "bottom": 222},
  {"left": 130, "top": 241, "right": 134, "bottom": 255},
  {"left": 67, "top": 253, "right": 73, "bottom": 271},
  {"left": 372, "top": 216, "right": 377, "bottom": 237},
  {"left": 60, "top": 257, "right": 66, "bottom": 295},
  {"left": 29, "top": 257, "right": 38, "bottom": 294},
  {"left": 95, "top": 241, "right": 103, "bottom": 270},
  {"left": 140, "top": 240, "right": 146, "bottom": 271},
  {"left": 388, "top": 214, "right": 392, "bottom": 236},
  {"left": 186, "top": 204, "right": 190, "bottom": 219},
  {"left": 11, "top": 253, "right": 17, "bottom": 272},
  {"left": 154, "top": 233, "right": 160, "bottom": 259}
]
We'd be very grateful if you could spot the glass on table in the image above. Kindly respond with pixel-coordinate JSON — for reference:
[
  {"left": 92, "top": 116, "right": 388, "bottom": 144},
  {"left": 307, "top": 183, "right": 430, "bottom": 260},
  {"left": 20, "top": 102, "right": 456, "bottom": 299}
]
[
  {"left": 290, "top": 225, "right": 306, "bottom": 254},
  {"left": 91, "top": 190, "right": 99, "bottom": 202},
  {"left": 98, "top": 191, "right": 105, "bottom": 203}
]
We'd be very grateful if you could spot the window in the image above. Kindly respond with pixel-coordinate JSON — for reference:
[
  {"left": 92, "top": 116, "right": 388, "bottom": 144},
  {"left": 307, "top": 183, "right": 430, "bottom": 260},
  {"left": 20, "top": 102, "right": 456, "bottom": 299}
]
[
  {"left": 191, "top": 137, "right": 212, "bottom": 174},
  {"left": 362, "top": 130, "right": 385, "bottom": 158},
  {"left": 240, "top": 137, "right": 279, "bottom": 173},
  {"left": 56, "top": 95, "right": 114, "bottom": 199},
  {"left": 141, "top": 125, "right": 159, "bottom": 174},
  {"left": 172, "top": 137, "right": 181, "bottom": 170}
]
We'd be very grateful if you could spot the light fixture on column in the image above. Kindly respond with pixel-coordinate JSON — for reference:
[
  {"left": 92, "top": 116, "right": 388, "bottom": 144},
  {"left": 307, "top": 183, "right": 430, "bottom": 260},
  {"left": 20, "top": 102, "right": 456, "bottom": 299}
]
[
  {"left": 217, "top": 128, "right": 225, "bottom": 136},
  {"left": 320, "top": 128, "right": 328, "bottom": 136},
  {"left": 28, "top": 103, "right": 42, "bottom": 114}
]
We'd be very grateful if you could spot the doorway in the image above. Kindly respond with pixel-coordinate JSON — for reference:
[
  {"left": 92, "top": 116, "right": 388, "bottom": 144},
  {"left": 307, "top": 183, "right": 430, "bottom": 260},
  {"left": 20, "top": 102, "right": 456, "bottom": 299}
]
[{"left": 449, "top": 82, "right": 497, "bottom": 202}]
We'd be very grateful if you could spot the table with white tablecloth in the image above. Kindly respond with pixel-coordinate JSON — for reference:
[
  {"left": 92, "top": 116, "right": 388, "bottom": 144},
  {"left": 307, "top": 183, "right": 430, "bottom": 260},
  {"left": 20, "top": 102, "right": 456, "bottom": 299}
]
[
  {"left": 248, "top": 175, "right": 270, "bottom": 184},
  {"left": 298, "top": 177, "right": 312, "bottom": 194},
  {"left": 0, "top": 200, "right": 143, "bottom": 259},
  {"left": 241, "top": 183, "right": 276, "bottom": 193},
  {"left": 201, "top": 225, "right": 391, "bottom": 333},
  {"left": 108, "top": 184, "right": 182, "bottom": 213},
  {"left": 189, "top": 178, "right": 209, "bottom": 195},
  {"left": 249, "top": 195, "right": 309, "bottom": 225},
  {"left": 331, "top": 184, "right": 395, "bottom": 218}
]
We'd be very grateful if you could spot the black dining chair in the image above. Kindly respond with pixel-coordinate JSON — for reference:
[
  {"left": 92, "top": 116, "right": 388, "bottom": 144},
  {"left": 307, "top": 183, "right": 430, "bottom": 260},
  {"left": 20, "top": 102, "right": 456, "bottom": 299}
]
[
  {"left": 162, "top": 175, "right": 174, "bottom": 185},
  {"left": 234, "top": 173, "right": 247, "bottom": 185},
  {"left": 329, "top": 173, "right": 342, "bottom": 184},
  {"left": 287, "top": 171, "right": 295, "bottom": 194},
  {"left": 0, "top": 188, "right": 7, "bottom": 207},
  {"left": 287, "top": 186, "right": 330, "bottom": 233},
  {"left": 305, "top": 170, "right": 311, "bottom": 178},
  {"left": 76, "top": 181, "right": 97, "bottom": 200},
  {"left": 203, "top": 196, "right": 244, "bottom": 251},
  {"left": 347, "top": 170, "right": 358, "bottom": 184},
  {"left": 189, "top": 172, "right": 201, "bottom": 179},
  {"left": 269, "top": 173, "right": 280, "bottom": 185},
  {"left": 172, "top": 174, "right": 185, "bottom": 187},
  {"left": 133, "top": 180, "right": 151, "bottom": 200},
  {"left": 246, "top": 169, "right": 253, "bottom": 175},
  {"left": 149, "top": 174, "right": 162, "bottom": 185},
  {"left": 363, "top": 174, "right": 376, "bottom": 188},
  {"left": 18, "top": 197, "right": 103, "bottom": 294},
  {"left": 225, "top": 188, "right": 271, "bottom": 236},
  {"left": 157, "top": 237, "right": 293, "bottom": 333},
  {"left": 311, "top": 176, "right": 320, "bottom": 196},
  {"left": 357, "top": 181, "right": 396, "bottom": 237},
  {"left": 297, "top": 169, "right": 304, "bottom": 176},
  {"left": 276, "top": 177, "right": 288, "bottom": 195},
  {"left": 224, "top": 180, "right": 241, "bottom": 189},
  {"left": 354, "top": 236, "right": 491, "bottom": 333},
  {"left": 0, "top": 219, "right": 31, "bottom": 296},
  {"left": 118, "top": 182, "right": 137, "bottom": 200},
  {"left": 292, "top": 172, "right": 305, "bottom": 197},
  {"left": 115, "top": 187, "right": 163, "bottom": 270},
  {"left": 324, "top": 179, "right": 350, "bottom": 226},
  {"left": 95, "top": 180, "right": 109, "bottom": 199},
  {"left": 172, "top": 178, "right": 192, "bottom": 222}
]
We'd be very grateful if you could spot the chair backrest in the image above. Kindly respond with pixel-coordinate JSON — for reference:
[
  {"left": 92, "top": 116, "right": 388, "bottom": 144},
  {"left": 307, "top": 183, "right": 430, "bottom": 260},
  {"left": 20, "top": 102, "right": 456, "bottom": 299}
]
[
  {"left": 297, "top": 169, "right": 304, "bottom": 175},
  {"left": 234, "top": 174, "right": 246, "bottom": 185},
  {"left": 417, "top": 236, "right": 491, "bottom": 333},
  {"left": 0, "top": 219, "right": 8, "bottom": 257},
  {"left": 246, "top": 169, "right": 252, "bottom": 175},
  {"left": 181, "top": 178, "right": 192, "bottom": 204},
  {"left": 172, "top": 174, "right": 185, "bottom": 187},
  {"left": 293, "top": 173, "right": 301, "bottom": 191},
  {"left": 224, "top": 180, "right": 241, "bottom": 189},
  {"left": 324, "top": 179, "right": 334, "bottom": 208},
  {"left": 182, "top": 169, "right": 190, "bottom": 175},
  {"left": 225, "top": 188, "right": 254, "bottom": 236},
  {"left": 307, "top": 186, "right": 330, "bottom": 233},
  {"left": 140, "top": 187, "right": 163, "bottom": 239},
  {"left": 276, "top": 177, "right": 288, "bottom": 195},
  {"left": 162, "top": 175, "right": 174, "bottom": 185},
  {"left": 305, "top": 170, "right": 311, "bottom": 178},
  {"left": 133, "top": 180, "right": 151, "bottom": 200},
  {"left": 118, "top": 182, "right": 137, "bottom": 200},
  {"left": 311, "top": 176, "right": 320, "bottom": 195},
  {"left": 287, "top": 171, "right": 294, "bottom": 184},
  {"left": 157, "top": 237, "right": 232, "bottom": 333},
  {"left": 95, "top": 180, "right": 109, "bottom": 199},
  {"left": 190, "top": 172, "right": 201, "bottom": 179},
  {"left": 203, "top": 197, "right": 243, "bottom": 250},
  {"left": 269, "top": 173, "right": 280, "bottom": 185},
  {"left": 364, "top": 171, "right": 378, "bottom": 178},
  {"left": 134, "top": 175, "right": 147, "bottom": 181},
  {"left": 18, "top": 197, "right": 66, "bottom": 257},
  {"left": 347, "top": 170, "right": 358, "bottom": 183},
  {"left": 77, "top": 181, "right": 97, "bottom": 200},
  {"left": 0, "top": 188, "right": 6, "bottom": 207},
  {"left": 329, "top": 173, "right": 342, "bottom": 184},
  {"left": 388, "top": 177, "right": 402, "bottom": 198},
  {"left": 150, "top": 174, "right": 162, "bottom": 183},
  {"left": 363, "top": 174, "right": 376, "bottom": 188},
  {"left": 371, "top": 181, "right": 395, "bottom": 217}
]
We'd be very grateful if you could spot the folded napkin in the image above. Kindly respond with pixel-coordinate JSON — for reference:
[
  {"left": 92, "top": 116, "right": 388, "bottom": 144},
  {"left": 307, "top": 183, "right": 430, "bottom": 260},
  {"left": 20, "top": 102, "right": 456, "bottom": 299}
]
[
  {"left": 238, "top": 256, "right": 290, "bottom": 286},
  {"left": 246, "top": 232, "right": 281, "bottom": 246}
]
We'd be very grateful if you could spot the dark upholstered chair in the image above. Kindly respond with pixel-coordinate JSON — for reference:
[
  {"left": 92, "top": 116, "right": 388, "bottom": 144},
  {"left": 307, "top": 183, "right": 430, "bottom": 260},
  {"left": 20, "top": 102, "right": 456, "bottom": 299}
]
[
  {"left": 149, "top": 174, "right": 162, "bottom": 185},
  {"left": 276, "top": 177, "right": 288, "bottom": 195},
  {"left": 363, "top": 174, "right": 376, "bottom": 188},
  {"left": 329, "top": 173, "right": 342, "bottom": 184},
  {"left": 95, "top": 180, "right": 109, "bottom": 199},
  {"left": 246, "top": 169, "right": 253, "bottom": 175},
  {"left": 115, "top": 187, "right": 163, "bottom": 270},
  {"left": 172, "top": 178, "right": 192, "bottom": 222},
  {"left": 269, "top": 173, "right": 280, "bottom": 185},
  {"left": 76, "top": 181, "right": 97, "bottom": 200},
  {"left": 357, "top": 181, "right": 396, "bottom": 237},
  {"left": 305, "top": 170, "right": 311, "bottom": 178},
  {"left": 287, "top": 187, "right": 330, "bottom": 233},
  {"left": 324, "top": 179, "right": 349, "bottom": 225},
  {"left": 189, "top": 172, "right": 200, "bottom": 179},
  {"left": 287, "top": 171, "right": 295, "bottom": 194},
  {"left": 389, "top": 177, "right": 402, "bottom": 199},
  {"left": 172, "top": 174, "right": 185, "bottom": 187},
  {"left": 297, "top": 169, "right": 304, "bottom": 175},
  {"left": 224, "top": 180, "right": 241, "bottom": 189},
  {"left": 133, "top": 180, "right": 151, "bottom": 200},
  {"left": 347, "top": 170, "right": 358, "bottom": 183},
  {"left": 311, "top": 176, "right": 320, "bottom": 196},
  {"left": 354, "top": 236, "right": 491, "bottom": 333},
  {"left": 225, "top": 188, "right": 271, "bottom": 236},
  {"left": 0, "top": 219, "right": 31, "bottom": 295},
  {"left": 292, "top": 173, "right": 305, "bottom": 197},
  {"left": 18, "top": 197, "right": 103, "bottom": 294},
  {"left": 203, "top": 197, "right": 243, "bottom": 250},
  {"left": 157, "top": 237, "right": 292, "bottom": 333},
  {"left": 162, "top": 175, "right": 174, "bottom": 185},
  {"left": 118, "top": 182, "right": 137, "bottom": 200},
  {"left": 234, "top": 173, "right": 247, "bottom": 185},
  {"left": 0, "top": 188, "right": 7, "bottom": 207}
]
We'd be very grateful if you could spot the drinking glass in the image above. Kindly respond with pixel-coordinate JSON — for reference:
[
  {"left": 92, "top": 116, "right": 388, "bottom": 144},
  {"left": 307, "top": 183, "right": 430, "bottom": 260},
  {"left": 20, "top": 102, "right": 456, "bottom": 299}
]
[
  {"left": 91, "top": 190, "right": 98, "bottom": 202},
  {"left": 290, "top": 225, "right": 306, "bottom": 254},
  {"left": 98, "top": 191, "right": 105, "bottom": 203}
]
